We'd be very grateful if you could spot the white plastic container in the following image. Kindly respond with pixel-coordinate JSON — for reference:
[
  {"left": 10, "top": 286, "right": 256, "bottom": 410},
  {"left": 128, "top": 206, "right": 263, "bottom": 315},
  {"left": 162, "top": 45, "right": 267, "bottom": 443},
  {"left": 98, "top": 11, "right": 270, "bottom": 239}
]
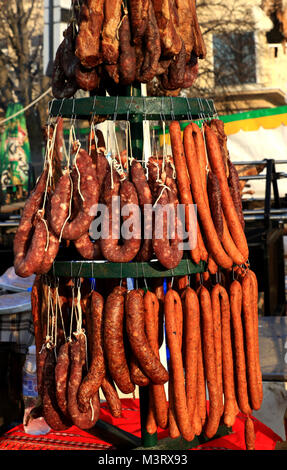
[{"left": 22, "top": 344, "right": 50, "bottom": 435}]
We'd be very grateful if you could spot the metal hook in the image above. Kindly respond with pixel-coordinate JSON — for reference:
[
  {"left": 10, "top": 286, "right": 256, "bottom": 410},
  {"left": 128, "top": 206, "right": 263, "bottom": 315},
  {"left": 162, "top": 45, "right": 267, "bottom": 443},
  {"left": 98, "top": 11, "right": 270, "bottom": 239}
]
[
  {"left": 57, "top": 98, "right": 65, "bottom": 118},
  {"left": 197, "top": 97, "right": 204, "bottom": 122},
  {"left": 169, "top": 96, "right": 175, "bottom": 121},
  {"left": 113, "top": 95, "right": 119, "bottom": 122},
  {"left": 143, "top": 97, "right": 147, "bottom": 122},
  {"left": 186, "top": 258, "right": 191, "bottom": 277},
  {"left": 141, "top": 263, "right": 148, "bottom": 291},
  {"left": 185, "top": 97, "right": 192, "bottom": 121},
  {"left": 70, "top": 97, "right": 77, "bottom": 129},
  {"left": 90, "top": 95, "right": 97, "bottom": 123},
  {"left": 160, "top": 96, "right": 165, "bottom": 123},
  {"left": 206, "top": 99, "right": 214, "bottom": 120},
  {"left": 127, "top": 96, "right": 133, "bottom": 122},
  {"left": 76, "top": 261, "right": 84, "bottom": 280}
]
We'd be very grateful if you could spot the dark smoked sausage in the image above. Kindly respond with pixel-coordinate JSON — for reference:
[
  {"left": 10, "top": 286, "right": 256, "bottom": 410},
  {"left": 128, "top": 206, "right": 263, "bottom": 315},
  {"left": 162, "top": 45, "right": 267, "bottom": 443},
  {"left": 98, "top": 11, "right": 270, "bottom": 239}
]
[
  {"left": 104, "top": 286, "right": 135, "bottom": 394},
  {"left": 125, "top": 289, "right": 169, "bottom": 385}
]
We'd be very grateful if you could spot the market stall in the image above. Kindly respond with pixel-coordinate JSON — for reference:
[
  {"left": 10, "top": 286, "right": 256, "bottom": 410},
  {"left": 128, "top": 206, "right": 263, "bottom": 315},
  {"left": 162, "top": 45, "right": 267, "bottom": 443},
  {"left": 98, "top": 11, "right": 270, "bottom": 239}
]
[{"left": 2, "top": 0, "right": 283, "bottom": 453}]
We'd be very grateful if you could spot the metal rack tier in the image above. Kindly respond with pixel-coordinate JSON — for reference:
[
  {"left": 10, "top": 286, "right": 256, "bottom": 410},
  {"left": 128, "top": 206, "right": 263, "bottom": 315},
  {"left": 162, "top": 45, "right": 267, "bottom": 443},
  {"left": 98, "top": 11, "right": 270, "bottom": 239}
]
[
  {"left": 49, "top": 96, "right": 215, "bottom": 121},
  {"left": 50, "top": 259, "right": 206, "bottom": 279}
]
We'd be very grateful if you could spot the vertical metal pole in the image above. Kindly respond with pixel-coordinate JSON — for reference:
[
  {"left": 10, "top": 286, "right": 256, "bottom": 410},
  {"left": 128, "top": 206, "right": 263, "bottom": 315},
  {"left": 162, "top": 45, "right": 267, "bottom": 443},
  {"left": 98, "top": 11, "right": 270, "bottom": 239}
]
[{"left": 126, "top": 83, "right": 158, "bottom": 448}]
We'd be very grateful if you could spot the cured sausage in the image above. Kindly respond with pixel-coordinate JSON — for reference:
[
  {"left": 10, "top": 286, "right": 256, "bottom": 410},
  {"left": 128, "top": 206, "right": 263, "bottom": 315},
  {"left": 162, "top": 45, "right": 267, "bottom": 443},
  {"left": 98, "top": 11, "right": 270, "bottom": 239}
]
[
  {"left": 130, "top": 160, "right": 153, "bottom": 262},
  {"left": 138, "top": 1, "right": 161, "bottom": 83},
  {"left": 61, "top": 148, "right": 100, "bottom": 241},
  {"left": 183, "top": 124, "right": 233, "bottom": 269},
  {"left": 78, "top": 291, "right": 105, "bottom": 412},
  {"left": 183, "top": 57, "right": 198, "bottom": 88},
  {"left": 196, "top": 320, "right": 206, "bottom": 430},
  {"left": 100, "top": 171, "right": 141, "bottom": 262},
  {"left": 199, "top": 286, "right": 221, "bottom": 438},
  {"left": 152, "top": 187, "right": 183, "bottom": 269},
  {"left": 207, "top": 256, "right": 218, "bottom": 275},
  {"left": 169, "top": 121, "right": 207, "bottom": 263},
  {"left": 151, "top": 279, "right": 165, "bottom": 349},
  {"left": 241, "top": 273, "right": 261, "bottom": 411},
  {"left": 221, "top": 214, "right": 245, "bottom": 266},
  {"left": 118, "top": 13, "right": 136, "bottom": 85},
  {"left": 73, "top": 233, "right": 102, "bottom": 260},
  {"left": 204, "top": 124, "right": 249, "bottom": 262},
  {"left": 52, "top": 40, "right": 78, "bottom": 99},
  {"left": 164, "top": 289, "right": 194, "bottom": 441},
  {"left": 104, "top": 286, "right": 135, "bottom": 394},
  {"left": 245, "top": 416, "right": 256, "bottom": 450},
  {"left": 130, "top": 354, "right": 150, "bottom": 386},
  {"left": 182, "top": 287, "right": 200, "bottom": 425},
  {"left": 75, "top": 64, "right": 101, "bottom": 91},
  {"left": 35, "top": 193, "right": 60, "bottom": 275},
  {"left": 14, "top": 169, "right": 49, "bottom": 277},
  {"left": 249, "top": 269, "right": 263, "bottom": 407},
  {"left": 208, "top": 119, "right": 229, "bottom": 176},
  {"left": 228, "top": 159, "right": 245, "bottom": 230},
  {"left": 146, "top": 389, "right": 158, "bottom": 435},
  {"left": 42, "top": 347, "right": 71, "bottom": 430},
  {"left": 168, "top": 376, "right": 180, "bottom": 438},
  {"left": 126, "top": 289, "right": 169, "bottom": 385},
  {"left": 229, "top": 280, "right": 251, "bottom": 415},
  {"left": 167, "top": 285, "right": 183, "bottom": 439},
  {"left": 55, "top": 341, "right": 70, "bottom": 418},
  {"left": 217, "top": 284, "right": 238, "bottom": 427},
  {"left": 210, "top": 284, "right": 224, "bottom": 416},
  {"left": 68, "top": 336, "right": 100, "bottom": 429},
  {"left": 207, "top": 172, "right": 223, "bottom": 241},
  {"left": 101, "top": 375, "right": 122, "bottom": 418},
  {"left": 189, "top": 123, "right": 242, "bottom": 267},
  {"left": 144, "top": 290, "right": 168, "bottom": 429},
  {"left": 161, "top": 39, "right": 186, "bottom": 90}
]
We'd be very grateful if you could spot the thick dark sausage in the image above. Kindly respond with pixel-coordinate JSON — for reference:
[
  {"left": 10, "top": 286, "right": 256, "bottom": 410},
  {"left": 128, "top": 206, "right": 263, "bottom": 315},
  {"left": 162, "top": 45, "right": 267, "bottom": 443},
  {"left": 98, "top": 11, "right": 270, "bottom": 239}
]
[{"left": 125, "top": 289, "right": 169, "bottom": 385}]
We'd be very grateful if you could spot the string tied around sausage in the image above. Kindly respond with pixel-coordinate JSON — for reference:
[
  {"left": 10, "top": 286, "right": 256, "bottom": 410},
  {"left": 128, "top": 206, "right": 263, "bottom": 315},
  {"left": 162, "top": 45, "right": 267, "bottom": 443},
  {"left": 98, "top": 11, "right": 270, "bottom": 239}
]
[
  {"left": 153, "top": 180, "right": 171, "bottom": 209},
  {"left": 72, "top": 139, "right": 85, "bottom": 202},
  {"left": 116, "top": 4, "right": 128, "bottom": 41}
]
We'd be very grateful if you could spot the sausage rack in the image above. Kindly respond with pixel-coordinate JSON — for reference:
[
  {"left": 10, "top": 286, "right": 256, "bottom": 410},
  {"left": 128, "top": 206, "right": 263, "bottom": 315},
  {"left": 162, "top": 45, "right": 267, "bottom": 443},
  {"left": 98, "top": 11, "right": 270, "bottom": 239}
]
[{"left": 47, "top": 87, "right": 230, "bottom": 450}]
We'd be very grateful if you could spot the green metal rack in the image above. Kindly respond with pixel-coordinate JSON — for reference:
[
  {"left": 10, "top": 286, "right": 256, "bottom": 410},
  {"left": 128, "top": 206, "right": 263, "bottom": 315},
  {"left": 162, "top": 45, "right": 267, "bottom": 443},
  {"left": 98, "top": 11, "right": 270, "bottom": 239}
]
[{"left": 47, "top": 88, "right": 229, "bottom": 450}]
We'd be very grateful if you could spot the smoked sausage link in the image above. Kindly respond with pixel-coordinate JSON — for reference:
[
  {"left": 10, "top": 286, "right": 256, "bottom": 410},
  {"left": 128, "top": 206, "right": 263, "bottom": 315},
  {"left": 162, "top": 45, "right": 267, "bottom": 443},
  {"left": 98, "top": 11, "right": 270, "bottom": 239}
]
[
  {"left": 199, "top": 286, "right": 221, "bottom": 439},
  {"left": 43, "top": 348, "right": 71, "bottom": 431},
  {"left": 125, "top": 289, "right": 169, "bottom": 385},
  {"left": 78, "top": 291, "right": 105, "bottom": 412},
  {"left": 182, "top": 287, "right": 200, "bottom": 426},
  {"left": 68, "top": 337, "right": 100, "bottom": 429},
  {"left": 104, "top": 286, "right": 135, "bottom": 394},
  {"left": 242, "top": 273, "right": 261, "bottom": 411},
  {"left": 230, "top": 280, "right": 252, "bottom": 415},
  {"left": 164, "top": 289, "right": 194, "bottom": 441},
  {"left": 144, "top": 290, "right": 168, "bottom": 429},
  {"left": 14, "top": 169, "right": 48, "bottom": 277}
]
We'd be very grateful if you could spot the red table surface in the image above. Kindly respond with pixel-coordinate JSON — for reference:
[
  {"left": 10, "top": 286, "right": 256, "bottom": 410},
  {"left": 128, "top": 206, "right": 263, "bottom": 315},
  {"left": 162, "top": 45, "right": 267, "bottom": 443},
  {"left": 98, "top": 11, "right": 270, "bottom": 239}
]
[{"left": 0, "top": 399, "right": 282, "bottom": 451}]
